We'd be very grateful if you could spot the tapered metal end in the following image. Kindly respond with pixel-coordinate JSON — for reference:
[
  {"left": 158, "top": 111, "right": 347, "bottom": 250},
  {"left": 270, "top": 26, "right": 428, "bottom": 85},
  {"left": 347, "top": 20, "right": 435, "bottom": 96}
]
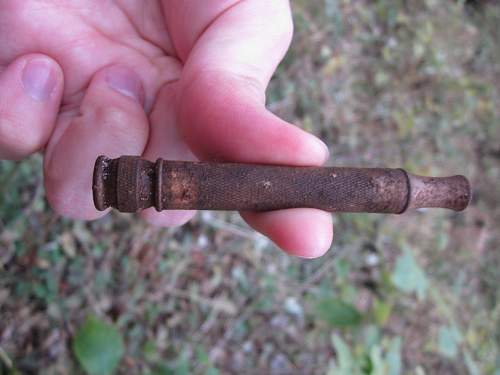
[{"left": 407, "top": 174, "right": 471, "bottom": 211}]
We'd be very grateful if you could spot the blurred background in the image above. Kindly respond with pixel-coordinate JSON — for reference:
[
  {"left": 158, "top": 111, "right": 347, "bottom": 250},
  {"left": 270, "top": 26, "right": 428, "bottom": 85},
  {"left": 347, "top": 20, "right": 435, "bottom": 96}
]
[{"left": 1, "top": 0, "right": 499, "bottom": 374}]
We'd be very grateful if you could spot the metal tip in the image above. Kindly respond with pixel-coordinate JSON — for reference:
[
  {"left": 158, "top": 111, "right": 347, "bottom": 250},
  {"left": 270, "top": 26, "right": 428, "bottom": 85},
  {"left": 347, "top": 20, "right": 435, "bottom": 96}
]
[
  {"left": 92, "top": 156, "right": 117, "bottom": 211},
  {"left": 407, "top": 174, "right": 471, "bottom": 211}
]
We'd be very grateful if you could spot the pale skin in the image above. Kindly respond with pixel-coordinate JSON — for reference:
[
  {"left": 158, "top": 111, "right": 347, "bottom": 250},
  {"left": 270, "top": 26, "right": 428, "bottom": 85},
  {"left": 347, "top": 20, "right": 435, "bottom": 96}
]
[{"left": 0, "top": 0, "right": 333, "bottom": 258}]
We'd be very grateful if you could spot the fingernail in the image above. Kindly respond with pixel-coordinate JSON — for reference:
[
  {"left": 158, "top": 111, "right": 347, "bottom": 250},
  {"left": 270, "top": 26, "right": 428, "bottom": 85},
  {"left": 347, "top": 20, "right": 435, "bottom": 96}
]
[
  {"left": 297, "top": 254, "right": 319, "bottom": 260},
  {"left": 105, "top": 66, "right": 144, "bottom": 105},
  {"left": 22, "top": 58, "right": 58, "bottom": 101},
  {"left": 317, "top": 138, "right": 330, "bottom": 163}
]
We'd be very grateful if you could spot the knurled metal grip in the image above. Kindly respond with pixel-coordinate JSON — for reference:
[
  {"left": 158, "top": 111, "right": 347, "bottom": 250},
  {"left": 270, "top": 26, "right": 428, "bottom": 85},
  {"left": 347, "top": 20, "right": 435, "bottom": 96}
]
[{"left": 93, "top": 156, "right": 471, "bottom": 214}]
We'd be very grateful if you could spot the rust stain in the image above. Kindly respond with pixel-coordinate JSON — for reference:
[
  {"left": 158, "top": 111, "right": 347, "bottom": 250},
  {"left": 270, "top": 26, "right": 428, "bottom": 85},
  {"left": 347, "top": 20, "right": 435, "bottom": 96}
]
[{"left": 93, "top": 156, "right": 471, "bottom": 214}]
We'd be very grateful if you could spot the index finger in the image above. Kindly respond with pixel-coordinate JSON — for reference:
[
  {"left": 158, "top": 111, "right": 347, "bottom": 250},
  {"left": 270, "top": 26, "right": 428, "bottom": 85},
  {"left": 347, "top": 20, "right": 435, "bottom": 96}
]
[{"left": 163, "top": 0, "right": 333, "bottom": 257}]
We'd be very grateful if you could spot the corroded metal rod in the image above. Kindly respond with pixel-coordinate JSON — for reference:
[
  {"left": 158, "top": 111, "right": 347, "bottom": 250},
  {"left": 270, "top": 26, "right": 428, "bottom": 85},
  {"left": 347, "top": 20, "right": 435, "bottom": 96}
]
[{"left": 92, "top": 156, "right": 471, "bottom": 214}]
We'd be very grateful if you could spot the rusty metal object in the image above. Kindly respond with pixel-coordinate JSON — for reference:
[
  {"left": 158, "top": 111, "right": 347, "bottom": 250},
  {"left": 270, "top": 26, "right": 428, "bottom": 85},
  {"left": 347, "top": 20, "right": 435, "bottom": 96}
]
[{"left": 93, "top": 156, "right": 471, "bottom": 214}]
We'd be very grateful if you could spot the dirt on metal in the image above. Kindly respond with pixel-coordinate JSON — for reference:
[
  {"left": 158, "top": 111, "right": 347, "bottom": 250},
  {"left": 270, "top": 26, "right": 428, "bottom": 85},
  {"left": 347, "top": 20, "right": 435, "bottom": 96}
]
[{"left": 93, "top": 156, "right": 471, "bottom": 214}]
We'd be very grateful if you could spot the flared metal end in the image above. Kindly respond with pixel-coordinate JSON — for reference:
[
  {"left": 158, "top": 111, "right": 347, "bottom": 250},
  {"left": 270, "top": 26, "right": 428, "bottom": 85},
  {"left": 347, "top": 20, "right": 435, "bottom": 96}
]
[
  {"left": 92, "top": 155, "right": 118, "bottom": 211},
  {"left": 93, "top": 156, "right": 156, "bottom": 212}
]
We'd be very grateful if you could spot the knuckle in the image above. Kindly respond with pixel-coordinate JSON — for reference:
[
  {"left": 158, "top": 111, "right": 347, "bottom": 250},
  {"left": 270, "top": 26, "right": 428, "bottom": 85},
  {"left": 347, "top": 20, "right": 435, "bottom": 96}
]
[
  {"left": 265, "top": 1, "right": 294, "bottom": 43},
  {"left": 96, "top": 106, "right": 131, "bottom": 130},
  {"left": 82, "top": 103, "right": 148, "bottom": 141}
]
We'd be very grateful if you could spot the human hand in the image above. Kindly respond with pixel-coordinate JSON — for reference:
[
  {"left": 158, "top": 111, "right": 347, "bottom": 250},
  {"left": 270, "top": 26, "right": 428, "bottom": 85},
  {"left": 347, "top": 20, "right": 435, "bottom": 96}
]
[{"left": 0, "top": 0, "right": 333, "bottom": 257}]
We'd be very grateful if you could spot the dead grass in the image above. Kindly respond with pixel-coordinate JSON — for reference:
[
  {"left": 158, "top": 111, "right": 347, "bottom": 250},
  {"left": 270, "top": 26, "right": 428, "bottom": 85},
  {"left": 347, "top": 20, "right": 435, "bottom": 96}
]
[{"left": 1, "top": 1, "right": 499, "bottom": 374}]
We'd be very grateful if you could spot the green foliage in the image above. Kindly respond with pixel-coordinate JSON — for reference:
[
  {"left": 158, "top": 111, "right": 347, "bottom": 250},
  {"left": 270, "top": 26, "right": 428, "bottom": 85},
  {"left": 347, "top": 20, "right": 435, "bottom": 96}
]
[
  {"left": 15, "top": 269, "right": 59, "bottom": 304},
  {"left": 2, "top": 1, "right": 499, "bottom": 374},
  {"left": 328, "top": 334, "right": 402, "bottom": 375},
  {"left": 437, "top": 325, "right": 462, "bottom": 359},
  {"left": 165, "top": 358, "right": 190, "bottom": 375},
  {"left": 72, "top": 316, "right": 124, "bottom": 375},
  {"left": 329, "top": 335, "right": 356, "bottom": 374},
  {"left": 385, "top": 338, "right": 402, "bottom": 375},
  {"left": 142, "top": 340, "right": 158, "bottom": 363},
  {"left": 147, "top": 360, "right": 190, "bottom": 375},
  {"left": 372, "top": 298, "right": 392, "bottom": 326},
  {"left": 195, "top": 347, "right": 219, "bottom": 375},
  {"left": 391, "top": 248, "right": 428, "bottom": 301},
  {"left": 146, "top": 365, "right": 175, "bottom": 375},
  {"left": 142, "top": 347, "right": 219, "bottom": 375},
  {"left": 315, "top": 298, "right": 363, "bottom": 328},
  {"left": 0, "top": 158, "right": 42, "bottom": 224}
]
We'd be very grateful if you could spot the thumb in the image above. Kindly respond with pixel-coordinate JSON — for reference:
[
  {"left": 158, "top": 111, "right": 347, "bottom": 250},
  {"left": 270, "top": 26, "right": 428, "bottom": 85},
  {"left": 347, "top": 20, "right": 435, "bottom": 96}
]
[
  {"left": 44, "top": 65, "right": 149, "bottom": 219},
  {"left": 0, "top": 54, "right": 63, "bottom": 160},
  {"left": 173, "top": 0, "right": 333, "bottom": 257}
]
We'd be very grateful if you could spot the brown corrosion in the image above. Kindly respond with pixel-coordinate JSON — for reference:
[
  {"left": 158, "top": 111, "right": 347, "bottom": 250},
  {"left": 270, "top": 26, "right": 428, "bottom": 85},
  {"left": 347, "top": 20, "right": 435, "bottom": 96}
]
[
  {"left": 92, "top": 156, "right": 471, "bottom": 214},
  {"left": 407, "top": 174, "right": 471, "bottom": 210}
]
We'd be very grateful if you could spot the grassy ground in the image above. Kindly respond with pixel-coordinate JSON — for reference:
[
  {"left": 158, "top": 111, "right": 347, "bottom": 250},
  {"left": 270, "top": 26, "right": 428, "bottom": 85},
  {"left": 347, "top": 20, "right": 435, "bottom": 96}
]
[{"left": 1, "top": 0, "right": 499, "bottom": 374}]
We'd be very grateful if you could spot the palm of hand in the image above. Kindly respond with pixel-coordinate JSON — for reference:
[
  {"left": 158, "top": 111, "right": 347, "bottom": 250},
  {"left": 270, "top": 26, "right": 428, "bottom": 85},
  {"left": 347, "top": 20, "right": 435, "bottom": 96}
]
[{"left": 0, "top": 0, "right": 333, "bottom": 257}]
